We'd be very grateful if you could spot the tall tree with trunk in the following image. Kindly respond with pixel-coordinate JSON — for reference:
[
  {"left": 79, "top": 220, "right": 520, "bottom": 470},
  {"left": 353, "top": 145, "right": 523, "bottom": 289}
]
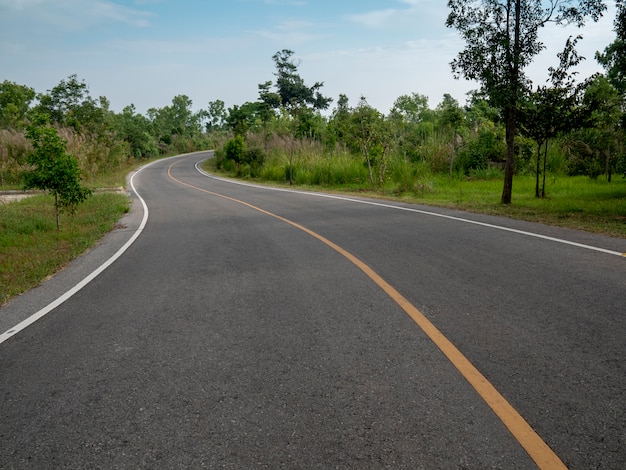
[
  {"left": 446, "top": 0, "right": 606, "bottom": 204},
  {"left": 265, "top": 49, "right": 332, "bottom": 184}
]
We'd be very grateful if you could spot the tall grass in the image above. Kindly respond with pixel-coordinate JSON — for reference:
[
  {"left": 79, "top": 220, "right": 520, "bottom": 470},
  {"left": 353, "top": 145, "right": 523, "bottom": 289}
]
[
  {"left": 209, "top": 133, "right": 626, "bottom": 238},
  {"left": 0, "top": 129, "right": 30, "bottom": 188}
]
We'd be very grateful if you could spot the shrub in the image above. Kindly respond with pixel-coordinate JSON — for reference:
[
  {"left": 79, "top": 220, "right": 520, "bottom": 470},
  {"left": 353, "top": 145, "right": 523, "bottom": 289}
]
[
  {"left": 456, "top": 128, "right": 505, "bottom": 174},
  {"left": 224, "top": 135, "right": 246, "bottom": 164}
]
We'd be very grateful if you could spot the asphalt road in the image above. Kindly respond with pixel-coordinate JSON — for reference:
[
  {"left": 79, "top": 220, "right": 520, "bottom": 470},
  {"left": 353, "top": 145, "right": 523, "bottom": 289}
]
[{"left": 1, "top": 151, "right": 624, "bottom": 469}]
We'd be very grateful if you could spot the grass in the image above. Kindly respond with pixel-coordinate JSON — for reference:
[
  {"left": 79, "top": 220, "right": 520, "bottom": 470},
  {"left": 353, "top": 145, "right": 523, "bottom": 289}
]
[
  {"left": 205, "top": 157, "right": 626, "bottom": 239},
  {"left": 0, "top": 192, "right": 130, "bottom": 306},
  {"left": 406, "top": 175, "right": 626, "bottom": 238}
]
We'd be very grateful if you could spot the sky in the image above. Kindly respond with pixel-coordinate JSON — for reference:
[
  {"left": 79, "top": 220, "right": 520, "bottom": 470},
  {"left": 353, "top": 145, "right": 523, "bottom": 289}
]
[{"left": 0, "top": 0, "right": 619, "bottom": 116}]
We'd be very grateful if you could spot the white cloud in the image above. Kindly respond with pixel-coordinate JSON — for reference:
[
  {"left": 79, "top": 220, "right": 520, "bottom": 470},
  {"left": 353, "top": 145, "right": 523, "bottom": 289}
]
[
  {"left": 347, "top": 8, "right": 398, "bottom": 29},
  {"left": 1, "top": 0, "right": 153, "bottom": 32},
  {"left": 346, "top": 0, "right": 448, "bottom": 35},
  {"left": 251, "top": 18, "right": 330, "bottom": 45}
]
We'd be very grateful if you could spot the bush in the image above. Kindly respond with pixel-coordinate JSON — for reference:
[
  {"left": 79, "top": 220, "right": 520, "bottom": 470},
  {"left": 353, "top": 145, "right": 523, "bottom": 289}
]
[
  {"left": 224, "top": 135, "right": 246, "bottom": 164},
  {"left": 243, "top": 147, "right": 265, "bottom": 167},
  {"left": 456, "top": 128, "right": 505, "bottom": 174}
]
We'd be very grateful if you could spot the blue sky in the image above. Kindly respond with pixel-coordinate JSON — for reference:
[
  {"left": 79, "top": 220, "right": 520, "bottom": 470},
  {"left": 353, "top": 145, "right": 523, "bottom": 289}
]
[{"left": 0, "top": 0, "right": 618, "bottom": 115}]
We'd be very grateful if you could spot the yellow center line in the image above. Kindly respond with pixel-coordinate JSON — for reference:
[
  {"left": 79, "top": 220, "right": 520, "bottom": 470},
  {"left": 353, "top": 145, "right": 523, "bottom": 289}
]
[{"left": 168, "top": 161, "right": 567, "bottom": 470}]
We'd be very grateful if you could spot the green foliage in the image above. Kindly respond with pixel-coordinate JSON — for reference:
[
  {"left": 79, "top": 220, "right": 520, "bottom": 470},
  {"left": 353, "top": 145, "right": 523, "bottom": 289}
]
[
  {"left": 219, "top": 135, "right": 267, "bottom": 178},
  {"left": 147, "top": 94, "right": 204, "bottom": 144},
  {"left": 389, "top": 157, "right": 434, "bottom": 195},
  {"left": 206, "top": 99, "right": 227, "bottom": 131},
  {"left": 0, "top": 80, "right": 36, "bottom": 129},
  {"left": 31, "top": 74, "right": 112, "bottom": 134},
  {"left": 562, "top": 75, "right": 624, "bottom": 181},
  {"left": 270, "top": 49, "right": 332, "bottom": 112},
  {"left": 261, "top": 49, "right": 333, "bottom": 185},
  {"left": 113, "top": 104, "right": 158, "bottom": 159},
  {"left": 24, "top": 115, "right": 92, "bottom": 229},
  {"left": 344, "top": 97, "right": 393, "bottom": 188},
  {"left": 1, "top": 43, "right": 625, "bottom": 212},
  {"left": 224, "top": 135, "right": 246, "bottom": 164},
  {"left": 226, "top": 102, "right": 263, "bottom": 136},
  {"left": 390, "top": 93, "right": 432, "bottom": 124},
  {"left": 456, "top": 127, "right": 505, "bottom": 174},
  {"left": 596, "top": 0, "right": 626, "bottom": 96},
  {"left": 446, "top": 0, "right": 607, "bottom": 203}
]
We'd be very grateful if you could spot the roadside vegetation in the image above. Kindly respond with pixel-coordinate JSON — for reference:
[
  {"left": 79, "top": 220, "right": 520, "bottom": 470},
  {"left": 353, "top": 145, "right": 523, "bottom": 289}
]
[
  {"left": 0, "top": 192, "right": 129, "bottom": 305},
  {"left": 1, "top": 1, "right": 625, "bottom": 305}
]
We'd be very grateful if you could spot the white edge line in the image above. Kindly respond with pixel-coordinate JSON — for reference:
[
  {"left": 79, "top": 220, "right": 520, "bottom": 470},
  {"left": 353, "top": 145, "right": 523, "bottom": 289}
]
[
  {"left": 195, "top": 160, "right": 625, "bottom": 258},
  {"left": 0, "top": 162, "right": 152, "bottom": 346}
]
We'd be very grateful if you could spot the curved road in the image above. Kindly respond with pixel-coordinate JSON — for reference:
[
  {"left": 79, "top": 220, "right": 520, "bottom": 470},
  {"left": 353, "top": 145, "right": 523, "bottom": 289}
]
[{"left": 1, "top": 151, "right": 624, "bottom": 468}]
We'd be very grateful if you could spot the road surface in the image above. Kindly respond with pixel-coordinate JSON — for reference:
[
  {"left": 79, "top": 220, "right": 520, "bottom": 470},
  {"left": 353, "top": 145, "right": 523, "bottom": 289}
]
[{"left": 1, "top": 151, "right": 624, "bottom": 468}]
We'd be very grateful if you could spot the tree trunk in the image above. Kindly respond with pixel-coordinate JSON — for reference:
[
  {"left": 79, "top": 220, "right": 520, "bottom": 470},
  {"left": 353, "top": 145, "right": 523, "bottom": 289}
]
[
  {"left": 606, "top": 148, "right": 612, "bottom": 182},
  {"left": 501, "top": 0, "right": 521, "bottom": 205},
  {"left": 502, "top": 105, "right": 516, "bottom": 204},
  {"left": 535, "top": 140, "right": 542, "bottom": 198},
  {"left": 541, "top": 139, "right": 548, "bottom": 198}
]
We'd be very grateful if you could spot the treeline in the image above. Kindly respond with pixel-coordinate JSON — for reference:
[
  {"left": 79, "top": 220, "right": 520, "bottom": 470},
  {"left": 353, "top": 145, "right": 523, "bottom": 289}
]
[
  {"left": 0, "top": 74, "right": 218, "bottom": 187},
  {"left": 1, "top": 11, "right": 625, "bottom": 197},
  {"left": 212, "top": 48, "right": 625, "bottom": 198}
]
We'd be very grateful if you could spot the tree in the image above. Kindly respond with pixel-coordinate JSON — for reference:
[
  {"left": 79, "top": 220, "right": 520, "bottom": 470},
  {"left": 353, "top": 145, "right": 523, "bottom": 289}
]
[
  {"left": 436, "top": 94, "right": 465, "bottom": 132},
  {"left": 32, "top": 75, "right": 112, "bottom": 134},
  {"left": 224, "top": 134, "right": 246, "bottom": 170},
  {"left": 596, "top": 0, "right": 626, "bottom": 97},
  {"left": 435, "top": 94, "right": 465, "bottom": 173},
  {"left": 24, "top": 115, "right": 91, "bottom": 230},
  {"left": 519, "top": 36, "right": 586, "bottom": 197},
  {"left": 271, "top": 49, "right": 332, "bottom": 113},
  {"left": 226, "top": 102, "right": 263, "bottom": 136},
  {"left": 0, "top": 80, "right": 35, "bottom": 129},
  {"left": 34, "top": 74, "right": 86, "bottom": 127},
  {"left": 265, "top": 50, "right": 332, "bottom": 184},
  {"left": 388, "top": 93, "right": 434, "bottom": 164},
  {"left": 389, "top": 93, "right": 432, "bottom": 124},
  {"left": 596, "top": 0, "right": 626, "bottom": 176},
  {"left": 346, "top": 97, "right": 393, "bottom": 188},
  {"left": 447, "top": 0, "right": 606, "bottom": 203},
  {"left": 206, "top": 99, "right": 227, "bottom": 132},
  {"left": 578, "top": 75, "right": 622, "bottom": 180},
  {"left": 113, "top": 104, "right": 158, "bottom": 159},
  {"left": 148, "top": 95, "right": 203, "bottom": 145}
]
